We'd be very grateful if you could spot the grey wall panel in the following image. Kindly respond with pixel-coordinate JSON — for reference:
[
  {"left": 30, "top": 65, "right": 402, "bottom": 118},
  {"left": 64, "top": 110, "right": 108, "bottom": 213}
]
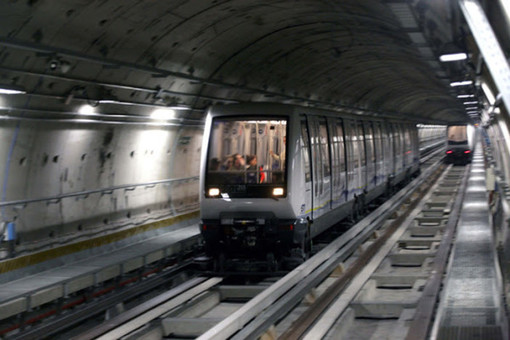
[{"left": 0, "top": 121, "right": 202, "bottom": 248}]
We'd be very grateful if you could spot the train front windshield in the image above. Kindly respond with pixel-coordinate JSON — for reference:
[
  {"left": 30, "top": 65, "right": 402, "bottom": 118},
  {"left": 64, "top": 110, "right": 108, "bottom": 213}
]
[
  {"left": 447, "top": 125, "right": 468, "bottom": 145},
  {"left": 205, "top": 117, "right": 287, "bottom": 198}
]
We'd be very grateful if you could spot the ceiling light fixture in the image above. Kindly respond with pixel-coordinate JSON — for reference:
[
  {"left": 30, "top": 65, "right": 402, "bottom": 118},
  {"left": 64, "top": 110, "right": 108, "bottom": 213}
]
[
  {"left": 463, "top": 101, "right": 478, "bottom": 105},
  {"left": 151, "top": 108, "right": 175, "bottom": 120},
  {"left": 78, "top": 104, "right": 95, "bottom": 115},
  {"left": 450, "top": 80, "right": 473, "bottom": 87},
  {"left": 457, "top": 94, "right": 475, "bottom": 98},
  {"left": 0, "top": 84, "right": 26, "bottom": 95},
  {"left": 439, "top": 52, "right": 468, "bottom": 62}
]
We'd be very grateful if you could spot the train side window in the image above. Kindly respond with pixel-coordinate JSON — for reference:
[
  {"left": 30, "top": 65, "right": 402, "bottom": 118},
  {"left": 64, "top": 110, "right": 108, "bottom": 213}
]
[
  {"left": 328, "top": 119, "right": 338, "bottom": 188},
  {"left": 348, "top": 120, "right": 361, "bottom": 192},
  {"left": 392, "top": 123, "right": 402, "bottom": 171},
  {"left": 331, "top": 119, "right": 345, "bottom": 189},
  {"left": 357, "top": 121, "right": 366, "bottom": 168},
  {"left": 364, "top": 121, "right": 375, "bottom": 185},
  {"left": 300, "top": 121, "right": 311, "bottom": 183},
  {"left": 366, "top": 122, "right": 375, "bottom": 163},
  {"left": 308, "top": 119, "right": 320, "bottom": 194},
  {"left": 384, "top": 122, "right": 394, "bottom": 176},
  {"left": 404, "top": 124, "right": 412, "bottom": 166},
  {"left": 373, "top": 122, "right": 383, "bottom": 180},
  {"left": 351, "top": 121, "right": 359, "bottom": 171},
  {"left": 336, "top": 121, "right": 345, "bottom": 176},
  {"left": 319, "top": 119, "right": 331, "bottom": 178}
]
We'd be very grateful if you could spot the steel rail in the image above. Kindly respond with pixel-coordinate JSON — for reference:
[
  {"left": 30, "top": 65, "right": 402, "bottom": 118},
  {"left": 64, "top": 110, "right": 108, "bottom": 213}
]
[
  {"left": 420, "top": 144, "right": 445, "bottom": 165},
  {"left": 13, "top": 259, "right": 198, "bottom": 340},
  {"left": 72, "top": 277, "right": 222, "bottom": 340},
  {"left": 404, "top": 165, "right": 470, "bottom": 340}
]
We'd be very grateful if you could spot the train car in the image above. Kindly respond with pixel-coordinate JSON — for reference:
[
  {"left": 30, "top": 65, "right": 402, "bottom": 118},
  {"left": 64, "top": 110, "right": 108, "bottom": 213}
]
[
  {"left": 199, "top": 103, "right": 420, "bottom": 266},
  {"left": 445, "top": 124, "right": 473, "bottom": 165}
]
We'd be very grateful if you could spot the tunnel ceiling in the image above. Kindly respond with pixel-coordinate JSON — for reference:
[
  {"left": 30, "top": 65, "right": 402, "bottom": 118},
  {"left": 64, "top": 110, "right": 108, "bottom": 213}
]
[{"left": 0, "top": 0, "right": 471, "bottom": 124}]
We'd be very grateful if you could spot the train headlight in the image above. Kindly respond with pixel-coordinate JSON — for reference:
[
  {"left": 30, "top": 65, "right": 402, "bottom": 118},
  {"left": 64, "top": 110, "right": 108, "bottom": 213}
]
[
  {"left": 272, "top": 187, "right": 284, "bottom": 196},
  {"left": 208, "top": 188, "right": 220, "bottom": 197}
]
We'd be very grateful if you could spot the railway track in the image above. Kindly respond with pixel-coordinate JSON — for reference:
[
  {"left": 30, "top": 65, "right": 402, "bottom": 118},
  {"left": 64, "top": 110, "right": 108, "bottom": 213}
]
[
  {"left": 65, "top": 152, "right": 469, "bottom": 340},
  {"left": 278, "top": 165, "right": 467, "bottom": 340},
  {"left": 9, "top": 257, "right": 199, "bottom": 340}
]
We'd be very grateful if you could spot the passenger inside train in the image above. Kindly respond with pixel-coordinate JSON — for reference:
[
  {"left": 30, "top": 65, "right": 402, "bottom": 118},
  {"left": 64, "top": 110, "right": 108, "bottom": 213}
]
[{"left": 246, "top": 154, "right": 258, "bottom": 184}]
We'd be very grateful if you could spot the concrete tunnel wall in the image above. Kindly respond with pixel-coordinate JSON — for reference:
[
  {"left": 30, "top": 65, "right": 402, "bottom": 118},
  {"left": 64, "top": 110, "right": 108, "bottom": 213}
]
[{"left": 0, "top": 116, "right": 203, "bottom": 254}]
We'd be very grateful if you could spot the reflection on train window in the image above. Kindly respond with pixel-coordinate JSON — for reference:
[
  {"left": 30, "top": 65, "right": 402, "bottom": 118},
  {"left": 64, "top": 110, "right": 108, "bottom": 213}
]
[
  {"left": 206, "top": 117, "right": 287, "bottom": 185},
  {"left": 319, "top": 120, "right": 331, "bottom": 178},
  {"left": 301, "top": 121, "right": 311, "bottom": 183}
]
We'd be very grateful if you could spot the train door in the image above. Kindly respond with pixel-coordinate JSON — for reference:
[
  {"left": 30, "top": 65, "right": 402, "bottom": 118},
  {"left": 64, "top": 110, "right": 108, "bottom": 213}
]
[
  {"left": 300, "top": 118, "right": 313, "bottom": 219},
  {"left": 308, "top": 116, "right": 331, "bottom": 219},
  {"left": 363, "top": 121, "right": 376, "bottom": 190},
  {"left": 328, "top": 117, "right": 347, "bottom": 208}
]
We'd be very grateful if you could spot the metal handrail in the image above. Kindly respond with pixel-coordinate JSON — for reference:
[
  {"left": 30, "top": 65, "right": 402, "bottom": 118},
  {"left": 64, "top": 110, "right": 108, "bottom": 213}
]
[{"left": 0, "top": 176, "right": 199, "bottom": 208}]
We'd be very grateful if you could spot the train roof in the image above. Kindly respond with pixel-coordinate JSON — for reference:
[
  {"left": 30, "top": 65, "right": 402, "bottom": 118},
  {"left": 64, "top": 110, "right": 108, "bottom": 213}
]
[{"left": 206, "top": 102, "right": 418, "bottom": 124}]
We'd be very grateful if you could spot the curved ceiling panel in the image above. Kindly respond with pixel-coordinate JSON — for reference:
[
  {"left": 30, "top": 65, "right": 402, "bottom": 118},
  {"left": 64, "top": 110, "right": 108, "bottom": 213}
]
[{"left": 0, "top": 0, "right": 468, "bottom": 123}]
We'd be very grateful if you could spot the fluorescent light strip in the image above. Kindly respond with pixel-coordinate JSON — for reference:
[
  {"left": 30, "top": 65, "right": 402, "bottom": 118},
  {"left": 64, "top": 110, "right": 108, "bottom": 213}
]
[
  {"left": 450, "top": 80, "right": 473, "bottom": 87},
  {"left": 463, "top": 101, "right": 478, "bottom": 105},
  {"left": 457, "top": 94, "right": 475, "bottom": 98},
  {"left": 0, "top": 86, "right": 26, "bottom": 94},
  {"left": 151, "top": 108, "right": 175, "bottom": 120},
  {"left": 439, "top": 52, "right": 468, "bottom": 62}
]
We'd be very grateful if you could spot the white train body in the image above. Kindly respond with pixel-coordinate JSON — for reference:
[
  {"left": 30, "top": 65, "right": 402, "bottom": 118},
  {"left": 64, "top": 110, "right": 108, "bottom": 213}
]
[{"left": 199, "top": 103, "right": 419, "bottom": 258}]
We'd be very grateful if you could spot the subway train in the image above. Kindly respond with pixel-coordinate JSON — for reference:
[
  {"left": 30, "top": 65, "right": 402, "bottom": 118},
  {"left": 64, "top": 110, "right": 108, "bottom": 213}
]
[
  {"left": 445, "top": 124, "right": 473, "bottom": 165},
  {"left": 199, "top": 102, "right": 435, "bottom": 267}
]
